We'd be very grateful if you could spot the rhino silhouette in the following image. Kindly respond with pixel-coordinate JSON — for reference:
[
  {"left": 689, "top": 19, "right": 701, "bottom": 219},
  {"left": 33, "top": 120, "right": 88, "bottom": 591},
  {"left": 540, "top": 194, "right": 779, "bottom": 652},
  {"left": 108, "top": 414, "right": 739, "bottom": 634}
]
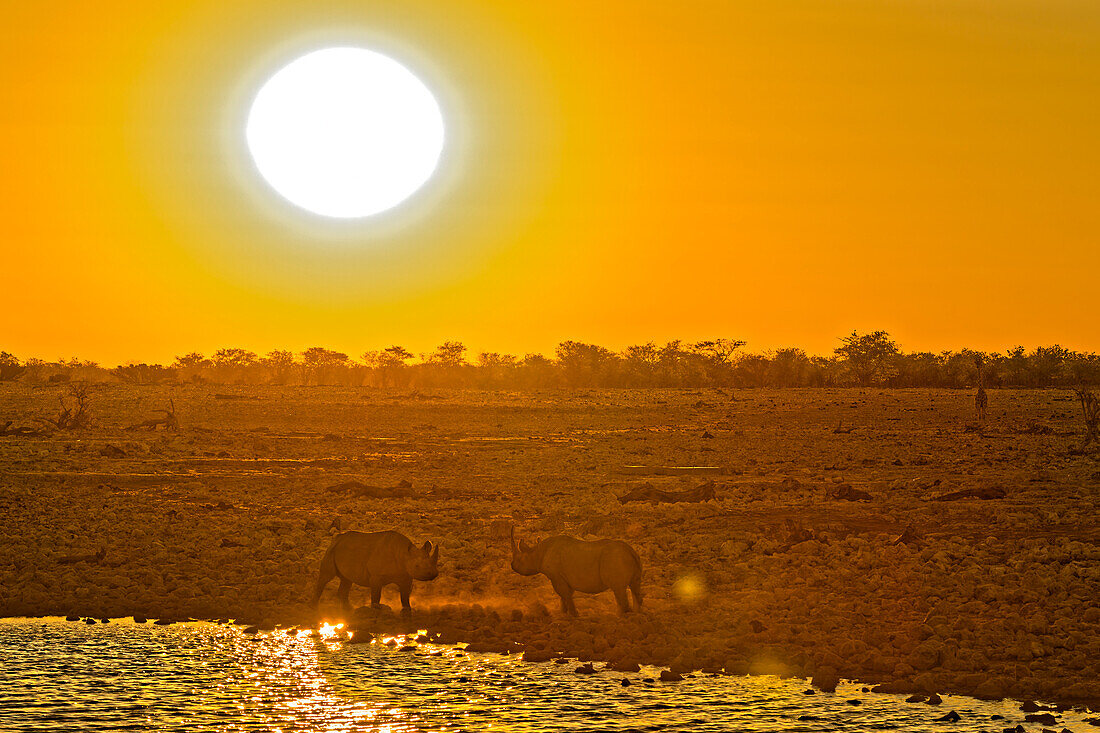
[
  {"left": 312, "top": 530, "right": 439, "bottom": 615},
  {"left": 510, "top": 526, "right": 642, "bottom": 616}
]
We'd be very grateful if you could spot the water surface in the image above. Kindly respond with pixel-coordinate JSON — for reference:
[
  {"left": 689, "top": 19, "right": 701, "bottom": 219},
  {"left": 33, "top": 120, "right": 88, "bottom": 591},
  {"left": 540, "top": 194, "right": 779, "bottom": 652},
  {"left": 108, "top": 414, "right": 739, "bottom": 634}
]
[{"left": 0, "top": 618, "right": 1082, "bottom": 732}]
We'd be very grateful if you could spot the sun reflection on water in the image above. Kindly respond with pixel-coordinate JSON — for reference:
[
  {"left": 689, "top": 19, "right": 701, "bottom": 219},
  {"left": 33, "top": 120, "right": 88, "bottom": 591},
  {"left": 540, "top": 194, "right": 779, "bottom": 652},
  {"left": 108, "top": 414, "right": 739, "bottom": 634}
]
[{"left": 3, "top": 618, "right": 1087, "bottom": 733}]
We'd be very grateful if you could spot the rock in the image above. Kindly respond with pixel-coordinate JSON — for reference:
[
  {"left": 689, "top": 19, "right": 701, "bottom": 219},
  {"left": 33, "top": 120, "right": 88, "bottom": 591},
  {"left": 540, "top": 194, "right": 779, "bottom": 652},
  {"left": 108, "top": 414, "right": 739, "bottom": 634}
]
[
  {"left": 133, "top": 616, "right": 147, "bottom": 623},
  {"left": 975, "top": 679, "right": 1007, "bottom": 699},
  {"left": 846, "top": 699, "right": 861, "bottom": 705},
  {"left": 621, "top": 678, "right": 631, "bottom": 687},
  {"left": 522, "top": 649, "right": 556, "bottom": 663},
  {"left": 812, "top": 668, "right": 840, "bottom": 693},
  {"left": 907, "top": 695, "right": 928, "bottom": 703},
  {"left": 64, "top": 615, "right": 80, "bottom": 622},
  {"left": 574, "top": 663, "right": 596, "bottom": 675},
  {"left": 659, "top": 670, "right": 684, "bottom": 682},
  {"left": 926, "top": 693, "right": 942, "bottom": 705},
  {"left": 1021, "top": 701, "right": 1041, "bottom": 712},
  {"left": 1025, "top": 714, "right": 1059, "bottom": 725},
  {"left": 83, "top": 618, "right": 96, "bottom": 625},
  {"left": 936, "top": 711, "right": 961, "bottom": 722}
]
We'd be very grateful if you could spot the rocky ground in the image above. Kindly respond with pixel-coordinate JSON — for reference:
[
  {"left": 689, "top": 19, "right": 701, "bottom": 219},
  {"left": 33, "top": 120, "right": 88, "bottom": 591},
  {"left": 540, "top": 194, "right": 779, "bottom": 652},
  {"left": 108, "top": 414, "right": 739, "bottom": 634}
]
[{"left": 1, "top": 384, "right": 1098, "bottom": 711}]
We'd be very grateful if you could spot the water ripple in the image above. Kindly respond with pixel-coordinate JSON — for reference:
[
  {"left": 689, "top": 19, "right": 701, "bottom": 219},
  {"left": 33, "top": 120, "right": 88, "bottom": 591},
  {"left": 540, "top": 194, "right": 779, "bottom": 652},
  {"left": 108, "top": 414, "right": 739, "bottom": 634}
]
[{"left": 0, "top": 618, "right": 1086, "bottom": 732}]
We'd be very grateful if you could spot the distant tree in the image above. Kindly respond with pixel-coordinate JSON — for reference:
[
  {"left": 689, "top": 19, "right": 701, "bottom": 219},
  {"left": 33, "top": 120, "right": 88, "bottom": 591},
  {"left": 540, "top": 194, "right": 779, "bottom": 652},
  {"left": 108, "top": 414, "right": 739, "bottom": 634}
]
[
  {"left": 259, "top": 350, "right": 298, "bottom": 385},
  {"left": 364, "top": 346, "right": 415, "bottom": 387},
  {"left": 427, "top": 341, "right": 468, "bottom": 368},
  {"left": 172, "top": 352, "right": 210, "bottom": 384},
  {"left": 894, "top": 351, "right": 944, "bottom": 387},
  {"left": 212, "top": 348, "right": 258, "bottom": 369},
  {"left": 622, "top": 342, "right": 660, "bottom": 386},
  {"left": 301, "top": 347, "right": 349, "bottom": 368},
  {"left": 733, "top": 354, "right": 770, "bottom": 387},
  {"left": 517, "top": 353, "right": 558, "bottom": 388},
  {"left": 211, "top": 348, "right": 258, "bottom": 384},
  {"left": 111, "top": 363, "right": 176, "bottom": 385},
  {"left": 1030, "top": 345, "right": 1071, "bottom": 387},
  {"left": 476, "top": 352, "right": 518, "bottom": 387},
  {"left": 173, "top": 352, "right": 208, "bottom": 369},
  {"left": 301, "top": 347, "right": 352, "bottom": 385},
  {"left": 835, "top": 330, "right": 900, "bottom": 386},
  {"left": 768, "top": 348, "right": 814, "bottom": 388},
  {"left": 0, "top": 352, "right": 24, "bottom": 382},
  {"left": 556, "top": 341, "right": 616, "bottom": 387},
  {"left": 656, "top": 341, "right": 697, "bottom": 386}
]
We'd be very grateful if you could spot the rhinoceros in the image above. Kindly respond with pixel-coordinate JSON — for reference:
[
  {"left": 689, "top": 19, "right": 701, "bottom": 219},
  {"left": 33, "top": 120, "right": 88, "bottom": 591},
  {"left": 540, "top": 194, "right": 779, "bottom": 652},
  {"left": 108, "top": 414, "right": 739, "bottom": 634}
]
[
  {"left": 509, "top": 527, "right": 642, "bottom": 616},
  {"left": 311, "top": 530, "right": 439, "bottom": 614}
]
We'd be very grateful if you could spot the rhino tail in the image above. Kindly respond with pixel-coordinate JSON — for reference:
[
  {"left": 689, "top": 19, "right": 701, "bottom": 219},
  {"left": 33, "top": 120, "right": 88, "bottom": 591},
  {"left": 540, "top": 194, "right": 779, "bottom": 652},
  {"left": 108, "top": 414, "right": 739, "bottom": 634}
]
[{"left": 628, "top": 546, "right": 643, "bottom": 608}]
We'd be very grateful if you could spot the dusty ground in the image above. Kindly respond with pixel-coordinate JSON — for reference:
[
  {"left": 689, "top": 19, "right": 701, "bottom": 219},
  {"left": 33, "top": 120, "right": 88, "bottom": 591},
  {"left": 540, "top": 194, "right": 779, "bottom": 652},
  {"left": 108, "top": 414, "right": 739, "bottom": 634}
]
[{"left": 1, "top": 385, "right": 1098, "bottom": 708}]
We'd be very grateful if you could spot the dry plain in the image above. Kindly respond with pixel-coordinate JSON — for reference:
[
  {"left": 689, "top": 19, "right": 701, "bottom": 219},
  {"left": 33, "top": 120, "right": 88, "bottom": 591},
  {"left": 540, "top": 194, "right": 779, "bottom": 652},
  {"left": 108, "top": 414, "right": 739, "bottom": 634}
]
[{"left": 1, "top": 385, "right": 1098, "bottom": 709}]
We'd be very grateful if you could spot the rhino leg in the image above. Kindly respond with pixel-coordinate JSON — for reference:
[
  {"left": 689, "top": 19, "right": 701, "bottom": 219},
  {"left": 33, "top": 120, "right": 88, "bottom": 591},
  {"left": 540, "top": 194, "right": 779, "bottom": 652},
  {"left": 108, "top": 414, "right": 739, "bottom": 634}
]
[
  {"left": 551, "top": 579, "right": 577, "bottom": 616},
  {"left": 612, "top": 586, "right": 631, "bottom": 615},
  {"left": 630, "top": 578, "right": 643, "bottom": 610},
  {"left": 337, "top": 578, "right": 353, "bottom": 614},
  {"left": 398, "top": 579, "right": 412, "bottom": 615},
  {"left": 369, "top": 581, "right": 383, "bottom": 607}
]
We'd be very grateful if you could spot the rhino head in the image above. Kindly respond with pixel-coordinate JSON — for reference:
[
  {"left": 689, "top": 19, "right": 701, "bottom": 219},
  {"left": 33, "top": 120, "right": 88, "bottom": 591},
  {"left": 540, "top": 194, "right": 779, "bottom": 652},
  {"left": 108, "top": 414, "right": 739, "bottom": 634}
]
[
  {"left": 509, "top": 526, "right": 541, "bottom": 576},
  {"left": 407, "top": 540, "right": 440, "bottom": 581}
]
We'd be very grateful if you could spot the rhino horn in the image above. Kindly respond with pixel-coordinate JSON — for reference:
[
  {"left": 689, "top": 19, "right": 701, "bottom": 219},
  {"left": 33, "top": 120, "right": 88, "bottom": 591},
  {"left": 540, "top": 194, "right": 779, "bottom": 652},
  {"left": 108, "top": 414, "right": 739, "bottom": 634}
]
[{"left": 431, "top": 542, "right": 439, "bottom": 561}]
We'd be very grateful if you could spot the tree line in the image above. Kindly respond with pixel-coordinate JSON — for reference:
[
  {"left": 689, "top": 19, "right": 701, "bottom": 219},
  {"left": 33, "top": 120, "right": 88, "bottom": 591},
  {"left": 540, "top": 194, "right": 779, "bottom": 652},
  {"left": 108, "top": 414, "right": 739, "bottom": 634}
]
[{"left": 1, "top": 332, "right": 1098, "bottom": 389}]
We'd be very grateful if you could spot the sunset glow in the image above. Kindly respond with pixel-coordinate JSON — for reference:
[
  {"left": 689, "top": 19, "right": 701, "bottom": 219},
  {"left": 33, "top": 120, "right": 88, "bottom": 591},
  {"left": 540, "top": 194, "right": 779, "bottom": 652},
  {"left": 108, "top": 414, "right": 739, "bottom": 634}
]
[{"left": 2, "top": 1, "right": 1097, "bottom": 362}]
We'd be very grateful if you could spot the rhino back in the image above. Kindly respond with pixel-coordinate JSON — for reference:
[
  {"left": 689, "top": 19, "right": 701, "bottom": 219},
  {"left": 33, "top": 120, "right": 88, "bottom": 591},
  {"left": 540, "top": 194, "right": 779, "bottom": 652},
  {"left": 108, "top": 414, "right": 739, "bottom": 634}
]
[
  {"left": 332, "top": 530, "right": 413, "bottom": 585},
  {"left": 542, "top": 537, "right": 640, "bottom": 593}
]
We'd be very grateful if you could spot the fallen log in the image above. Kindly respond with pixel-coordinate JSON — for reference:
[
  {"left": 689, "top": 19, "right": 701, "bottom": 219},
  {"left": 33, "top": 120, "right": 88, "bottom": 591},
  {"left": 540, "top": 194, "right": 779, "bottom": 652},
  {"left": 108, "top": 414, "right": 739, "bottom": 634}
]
[
  {"left": 827, "top": 483, "right": 872, "bottom": 501},
  {"left": 0, "top": 420, "right": 46, "bottom": 437},
  {"left": 125, "top": 400, "right": 178, "bottom": 431}
]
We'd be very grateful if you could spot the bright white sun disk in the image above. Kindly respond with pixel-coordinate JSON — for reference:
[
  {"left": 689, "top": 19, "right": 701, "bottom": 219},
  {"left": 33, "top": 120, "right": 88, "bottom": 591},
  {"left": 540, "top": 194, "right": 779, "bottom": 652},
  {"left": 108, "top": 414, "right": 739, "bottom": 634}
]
[{"left": 246, "top": 47, "right": 444, "bottom": 218}]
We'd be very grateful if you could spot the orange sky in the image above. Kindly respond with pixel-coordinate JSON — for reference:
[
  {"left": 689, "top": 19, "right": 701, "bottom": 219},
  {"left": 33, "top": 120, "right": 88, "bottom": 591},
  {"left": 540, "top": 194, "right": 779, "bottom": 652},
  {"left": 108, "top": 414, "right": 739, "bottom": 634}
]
[{"left": 2, "top": 0, "right": 1098, "bottom": 364}]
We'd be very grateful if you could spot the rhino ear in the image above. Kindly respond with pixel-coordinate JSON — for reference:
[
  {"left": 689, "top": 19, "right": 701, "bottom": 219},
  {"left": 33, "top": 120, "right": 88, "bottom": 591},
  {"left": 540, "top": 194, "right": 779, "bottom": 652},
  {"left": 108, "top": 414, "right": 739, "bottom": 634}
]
[
  {"left": 431, "top": 543, "right": 439, "bottom": 561},
  {"left": 421, "top": 540, "right": 432, "bottom": 554}
]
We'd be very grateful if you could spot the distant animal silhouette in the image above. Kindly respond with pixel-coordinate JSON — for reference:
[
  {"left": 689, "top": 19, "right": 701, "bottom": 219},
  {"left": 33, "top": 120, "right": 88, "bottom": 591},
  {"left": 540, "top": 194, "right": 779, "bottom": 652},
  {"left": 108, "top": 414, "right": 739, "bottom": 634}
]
[
  {"left": 974, "top": 355, "right": 988, "bottom": 422},
  {"left": 509, "top": 526, "right": 642, "bottom": 616},
  {"left": 312, "top": 530, "right": 439, "bottom": 615}
]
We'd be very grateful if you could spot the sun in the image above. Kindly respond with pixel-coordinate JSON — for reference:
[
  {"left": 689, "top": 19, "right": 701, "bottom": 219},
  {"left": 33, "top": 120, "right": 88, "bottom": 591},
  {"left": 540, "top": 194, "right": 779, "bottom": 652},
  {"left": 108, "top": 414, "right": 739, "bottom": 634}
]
[{"left": 245, "top": 47, "right": 445, "bottom": 219}]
